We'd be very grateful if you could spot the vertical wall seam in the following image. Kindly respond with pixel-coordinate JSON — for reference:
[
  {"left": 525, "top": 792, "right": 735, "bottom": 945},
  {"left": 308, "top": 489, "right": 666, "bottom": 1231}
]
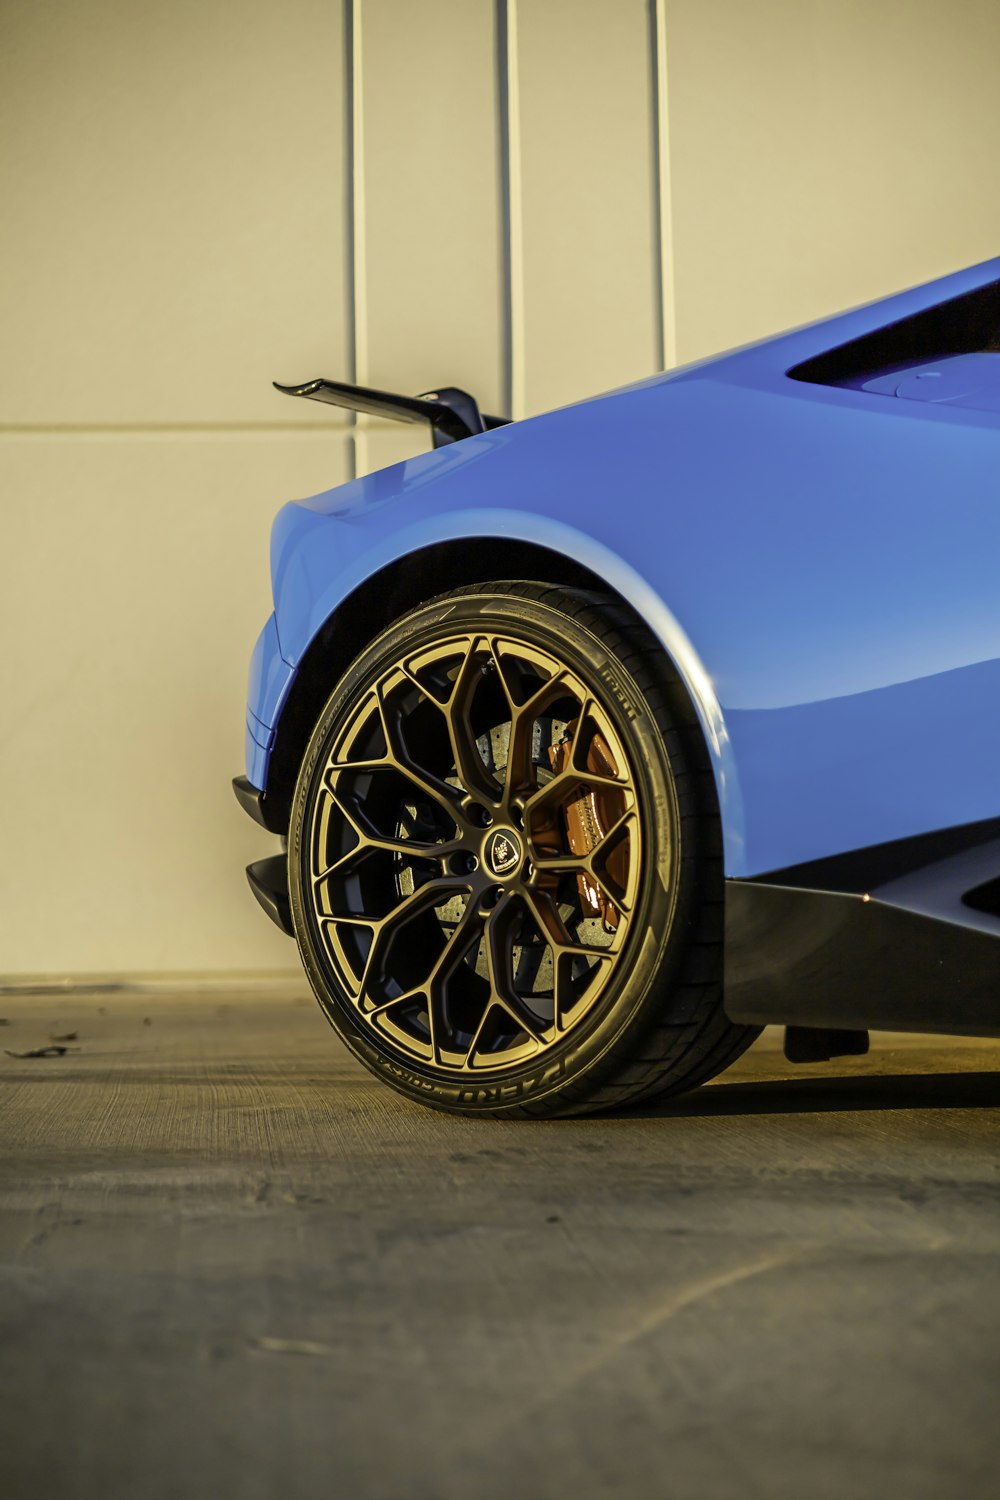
[
  {"left": 498, "top": 0, "right": 525, "bottom": 420},
  {"left": 496, "top": 1, "right": 512, "bottom": 423},
  {"left": 651, "top": 0, "right": 677, "bottom": 369},
  {"left": 344, "top": 0, "right": 357, "bottom": 479},
  {"left": 349, "top": 0, "right": 369, "bottom": 475}
]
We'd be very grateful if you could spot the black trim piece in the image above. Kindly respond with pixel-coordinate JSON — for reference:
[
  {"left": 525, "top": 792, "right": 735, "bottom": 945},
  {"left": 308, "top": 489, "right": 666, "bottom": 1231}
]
[
  {"left": 726, "top": 819, "right": 1000, "bottom": 1036},
  {"left": 232, "top": 774, "right": 267, "bottom": 828},
  {"left": 232, "top": 775, "right": 285, "bottom": 835},
  {"left": 246, "top": 856, "right": 293, "bottom": 938},
  {"left": 788, "top": 278, "right": 1000, "bottom": 390},
  {"left": 963, "top": 875, "right": 1000, "bottom": 919},
  {"left": 273, "top": 378, "right": 510, "bottom": 449},
  {"left": 783, "top": 1026, "right": 869, "bottom": 1063},
  {"left": 726, "top": 881, "right": 1000, "bottom": 1036}
]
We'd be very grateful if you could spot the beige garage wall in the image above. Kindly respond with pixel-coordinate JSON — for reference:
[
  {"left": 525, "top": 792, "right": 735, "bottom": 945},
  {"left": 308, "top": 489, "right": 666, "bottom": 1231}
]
[
  {"left": 665, "top": 0, "right": 1000, "bottom": 363},
  {"left": 2, "top": 0, "right": 999, "bottom": 977}
]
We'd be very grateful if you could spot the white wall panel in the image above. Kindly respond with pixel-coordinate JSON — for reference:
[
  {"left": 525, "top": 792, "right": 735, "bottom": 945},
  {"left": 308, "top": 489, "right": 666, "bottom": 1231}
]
[
  {"left": 357, "top": 0, "right": 504, "bottom": 474},
  {"left": 0, "top": 0, "right": 351, "bottom": 428},
  {"left": 515, "top": 0, "right": 660, "bottom": 415},
  {"left": 357, "top": 418, "right": 433, "bottom": 479},
  {"left": 665, "top": 0, "right": 1000, "bottom": 364},
  {"left": 0, "top": 433, "right": 350, "bottom": 975}
]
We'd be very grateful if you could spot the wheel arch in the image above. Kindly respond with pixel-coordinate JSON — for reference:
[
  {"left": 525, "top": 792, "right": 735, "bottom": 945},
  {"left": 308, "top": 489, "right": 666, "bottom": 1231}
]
[{"left": 264, "top": 536, "right": 745, "bottom": 866}]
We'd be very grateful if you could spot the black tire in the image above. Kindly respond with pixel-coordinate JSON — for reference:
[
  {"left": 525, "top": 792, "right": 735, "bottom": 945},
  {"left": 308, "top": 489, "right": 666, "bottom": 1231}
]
[{"left": 288, "top": 582, "right": 758, "bottom": 1117}]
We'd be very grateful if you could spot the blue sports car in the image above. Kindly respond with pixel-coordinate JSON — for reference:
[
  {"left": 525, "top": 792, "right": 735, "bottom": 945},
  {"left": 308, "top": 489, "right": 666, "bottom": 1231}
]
[{"left": 235, "top": 257, "right": 1000, "bottom": 1116}]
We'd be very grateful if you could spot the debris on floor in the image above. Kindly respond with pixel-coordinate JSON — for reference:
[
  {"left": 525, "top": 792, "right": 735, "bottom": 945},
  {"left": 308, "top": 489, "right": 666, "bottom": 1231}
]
[{"left": 4, "top": 1044, "right": 78, "bottom": 1059}]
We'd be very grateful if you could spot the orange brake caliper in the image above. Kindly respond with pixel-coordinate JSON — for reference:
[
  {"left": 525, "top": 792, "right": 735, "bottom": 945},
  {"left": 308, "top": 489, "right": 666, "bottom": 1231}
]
[{"left": 545, "top": 722, "right": 627, "bottom": 933}]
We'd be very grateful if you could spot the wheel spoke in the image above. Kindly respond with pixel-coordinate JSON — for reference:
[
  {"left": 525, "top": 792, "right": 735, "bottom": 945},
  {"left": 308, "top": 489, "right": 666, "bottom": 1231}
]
[
  {"left": 364, "top": 984, "right": 424, "bottom": 1018},
  {"left": 483, "top": 903, "right": 546, "bottom": 1045},
  {"left": 374, "top": 682, "right": 464, "bottom": 813},
  {"left": 348, "top": 878, "right": 466, "bottom": 1002},
  {"left": 424, "top": 899, "right": 486, "bottom": 1061},
  {"left": 427, "top": 898, "right": 484, "bottom": 991},
  {"left": 498, "top": 667, "right": 576, "bottom": 806},
  {"left": 463, "top": 998, "right": 501, "bottom": 1069},
  {"left": 589, "top": 808, "right": 637, "bottom": 910},
  {"left": 564, "top": 699, "right": 595, "bottom": 773},
  {"left": 529, "top": 804, "right": 635, "bottom": 873},
  {"left": 524, "top": 768, "right": 630, "bottom": 828},
  {"left": 520, "top": 888, "right": 614, "bottom": 957},
  {"left": 552, "top": 949, "right": 612, "bottom": 1032},
  {"left": 500, "top": 703, "right": 534, "bottom": 805},
  {"left": 313, "top": 783, "right": 459, "bottom": 886},
  {"left": 442, "top": 637, "right": 503, "bottom": 803},
  {"left": 358, "top": 897, "right": 485, "bottom": 1052}
]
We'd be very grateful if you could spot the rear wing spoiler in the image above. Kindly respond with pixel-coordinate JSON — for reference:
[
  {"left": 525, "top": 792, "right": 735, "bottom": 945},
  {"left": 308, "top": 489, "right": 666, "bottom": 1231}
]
[{"left": 274, "top": 378, "right": 510, "bottom": 449}]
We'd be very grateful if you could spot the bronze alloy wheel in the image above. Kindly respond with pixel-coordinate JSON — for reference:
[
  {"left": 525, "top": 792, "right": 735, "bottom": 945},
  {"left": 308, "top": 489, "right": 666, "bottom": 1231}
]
[{"left": 289, "top": 584, "right": 759, "bottom": 1116}]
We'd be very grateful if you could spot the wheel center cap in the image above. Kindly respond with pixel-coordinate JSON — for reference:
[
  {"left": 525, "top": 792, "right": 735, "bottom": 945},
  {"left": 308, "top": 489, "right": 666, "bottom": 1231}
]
[{"left": 484, "top": 827, "right": 523, "bottom": 879}]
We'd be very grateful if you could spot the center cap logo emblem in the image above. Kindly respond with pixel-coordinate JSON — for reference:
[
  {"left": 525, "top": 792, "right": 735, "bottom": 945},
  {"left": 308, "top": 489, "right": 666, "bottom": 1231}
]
[{"left": 485, "top": 828, "right": 522, "bottom": 878}]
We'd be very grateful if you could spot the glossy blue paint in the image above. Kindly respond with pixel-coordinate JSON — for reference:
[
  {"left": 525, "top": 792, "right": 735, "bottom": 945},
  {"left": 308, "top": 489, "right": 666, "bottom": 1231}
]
[
  {"left": 246, "top": 258, "right": 1000, "bottom": 879},
  {"left": 247, "top": 613, "right": 295, "bottom": 731},
  {"left": 246, "top": 711, "right": 271, "bottom": 749}
]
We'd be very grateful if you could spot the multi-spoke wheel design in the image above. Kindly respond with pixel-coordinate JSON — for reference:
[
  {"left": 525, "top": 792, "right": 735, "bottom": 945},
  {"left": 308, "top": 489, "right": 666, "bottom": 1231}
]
[
  {"left": 306, "top": 631, "right": 642, "bottom": 1071},
  {"left": 289, "top": 584, "right": 758, "bottom": 1116}
]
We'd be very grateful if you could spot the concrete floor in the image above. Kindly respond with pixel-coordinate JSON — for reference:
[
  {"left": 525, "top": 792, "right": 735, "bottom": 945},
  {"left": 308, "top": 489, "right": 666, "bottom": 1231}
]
[{"left": 0, "top": 985, "right": 998, "bottom": 1500}]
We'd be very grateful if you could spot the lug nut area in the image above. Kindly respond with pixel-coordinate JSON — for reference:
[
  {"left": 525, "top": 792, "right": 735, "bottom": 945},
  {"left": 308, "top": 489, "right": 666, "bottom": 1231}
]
[{"left": 449, "top": 852, "right": 480, "bottom": 876}]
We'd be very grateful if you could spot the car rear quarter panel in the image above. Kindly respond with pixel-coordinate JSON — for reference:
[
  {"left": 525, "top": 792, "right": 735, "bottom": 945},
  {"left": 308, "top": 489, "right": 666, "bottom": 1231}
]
[{"left": 263, "top": 344, "right": 1000, "bottom": 880}]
